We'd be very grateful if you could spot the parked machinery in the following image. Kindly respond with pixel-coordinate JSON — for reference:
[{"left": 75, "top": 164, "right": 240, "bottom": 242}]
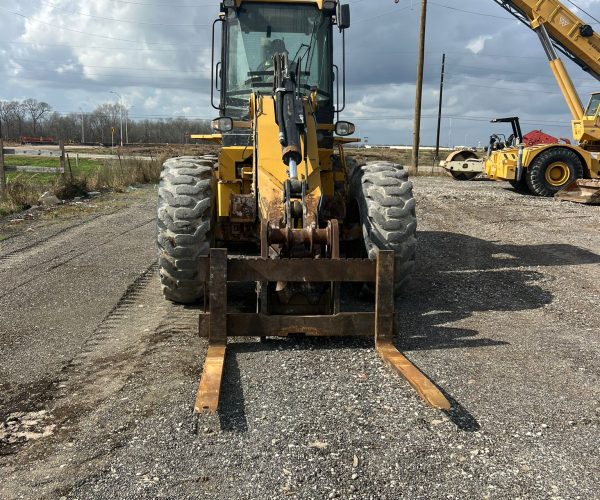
[{"left": 442, "top": 0, "right": 600, "bottom": 202}]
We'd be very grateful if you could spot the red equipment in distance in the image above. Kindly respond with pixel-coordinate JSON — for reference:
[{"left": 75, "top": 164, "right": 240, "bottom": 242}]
[{"left": 523, "top": 129, "right": 571, "bottom": 147}]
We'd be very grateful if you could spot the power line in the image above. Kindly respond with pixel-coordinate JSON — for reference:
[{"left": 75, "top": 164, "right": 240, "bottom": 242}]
[
  {"left": 564, "top": 0, "right": 600, "bottom": 24},
  {"left": 0, "top": 40, "right": 202, "bottom": 53},
  {"left": 0, "top": 5, "right": 208, "bottom": 45},
  {"left": 32, "top": 0, "right": 212, "bottom": 26},
  {"left": 8, "top": 56, "right": 202, "bottom": 74},
  {"left": 83, "top": 0, "right": 213, "bottom": 6},
  {"left": 429, "top": 2, "right": 514, "bottom": 20},
  {"left": 345, "top": 114, "right": 571, "bottom": 127},
  {"left": 445, "top": 73, "right": 597, "bottom": 90},
  {"left": 353, "top": 4, "right": 411, "bottom": 24},
  {"left": 39, "top": 108, "right": 571, "bottom": 127}
]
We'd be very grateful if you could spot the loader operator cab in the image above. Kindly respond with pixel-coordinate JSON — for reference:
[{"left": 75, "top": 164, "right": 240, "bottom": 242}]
[{"left": 211, "top": 1, "right": 350, "bottom": 145}]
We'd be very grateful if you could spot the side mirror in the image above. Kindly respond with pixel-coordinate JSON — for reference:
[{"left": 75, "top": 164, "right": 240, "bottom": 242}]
[
  {"left": 211, "top": 117, "right": 233, "bottom": 132},
  {"left": 335, "top": 121, "right": 355, "bottom": 136},
  {"left": 337, "top": 4, "right": 350, "bottom": 30}
]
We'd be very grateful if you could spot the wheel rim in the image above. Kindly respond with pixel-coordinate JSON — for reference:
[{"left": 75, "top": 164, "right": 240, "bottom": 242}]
[{"left": 544, "top": 162, "right": 570, "bottom": 186}]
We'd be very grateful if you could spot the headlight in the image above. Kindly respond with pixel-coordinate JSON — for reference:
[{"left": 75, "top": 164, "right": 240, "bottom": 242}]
[{"left": 222, "top": 0, "right": 235, "bottom": 8}]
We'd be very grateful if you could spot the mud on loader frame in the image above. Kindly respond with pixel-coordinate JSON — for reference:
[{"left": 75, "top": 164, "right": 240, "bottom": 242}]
[{"left": 169, "top": 0, "right": 450, "bottom": 419}]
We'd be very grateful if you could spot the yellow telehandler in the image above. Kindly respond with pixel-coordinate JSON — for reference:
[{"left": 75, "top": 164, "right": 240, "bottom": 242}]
[{"left": 157, "top": 0, "right": 450, "bottom": 417}]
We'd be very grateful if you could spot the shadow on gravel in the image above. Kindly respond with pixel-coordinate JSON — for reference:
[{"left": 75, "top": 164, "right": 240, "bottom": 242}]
[
  {"left": 394, "top": 231, "right": 574, "bottom": 352},
  {"left": 218, "top": 351, "right": 249, "bottom": 433},
  {"left": 419, "top": 231, "right": 600, "bottom": 271},
  {"left": 193, "top": 231, "right": 594, "bottom": 434}
]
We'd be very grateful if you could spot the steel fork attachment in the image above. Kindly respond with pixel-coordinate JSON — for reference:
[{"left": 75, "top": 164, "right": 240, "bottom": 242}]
[{"left": 193, "top": 249, "right": 451, "bottom": 415}]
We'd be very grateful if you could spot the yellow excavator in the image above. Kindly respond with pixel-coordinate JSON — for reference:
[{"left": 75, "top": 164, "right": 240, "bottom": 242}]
[
  {"left": 157, "top": 0, "right": 451, "bottom": 419},
  {"left": 442, "top": 0, "right": 600, "bottom": 203}
]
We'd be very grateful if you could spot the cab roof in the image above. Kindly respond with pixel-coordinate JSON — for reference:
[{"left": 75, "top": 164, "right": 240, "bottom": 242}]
[{"left": 234, "top": 0, "right": 329, "bottom": 9}]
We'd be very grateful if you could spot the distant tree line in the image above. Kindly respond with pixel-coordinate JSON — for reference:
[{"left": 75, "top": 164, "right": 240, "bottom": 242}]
[{"left": 0, "top": 99, "right": 211, "bottom": 144}]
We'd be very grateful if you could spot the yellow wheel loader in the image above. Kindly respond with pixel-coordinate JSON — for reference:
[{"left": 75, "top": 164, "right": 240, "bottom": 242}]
[
  {"left": 156, "top": 0, "right": 450, "bottom": 417},
  {"left": 441, "top": 0, "right": 600, "bottom": 203}
]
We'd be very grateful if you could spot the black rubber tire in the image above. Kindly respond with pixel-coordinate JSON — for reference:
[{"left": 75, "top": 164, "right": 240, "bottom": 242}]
[
  {"left": 450, "top": 171, "right": 478, "bottom": 181},
  {"left": 157, "top": 156, "right": 214, "bottom": 304},
  {"left": 509, "top": 177, "right": 530, "bottom": 193},
  {"left": 349, "top": 161, "right": 417, "bottom": 294},
  {"left": 525, "top": 147, "right": 584, "bottom": 197}
]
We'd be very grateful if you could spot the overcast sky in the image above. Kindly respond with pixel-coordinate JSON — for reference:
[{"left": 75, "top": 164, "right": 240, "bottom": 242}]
[{"left": 1, "top": 0, "right": 599, "bottom": 145}]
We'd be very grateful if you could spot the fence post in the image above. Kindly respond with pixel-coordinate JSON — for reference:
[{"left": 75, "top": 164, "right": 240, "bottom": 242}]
[
  {"left": 0, "top": 138, "right": 6, "bottom": 201},
  {"left": 59, "top": 140, "right": 65, "bottom": 174}
]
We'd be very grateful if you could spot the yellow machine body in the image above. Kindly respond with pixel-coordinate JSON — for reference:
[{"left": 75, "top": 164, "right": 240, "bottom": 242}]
[
  {"left": 176, "top": 0, "right": 454, "bottom": 418},
  {"left": 484, "top": 143, "right": 600, "bottom": 182},
  {"left": 206, "top": 94, "right": 347, "bottom": 240}
]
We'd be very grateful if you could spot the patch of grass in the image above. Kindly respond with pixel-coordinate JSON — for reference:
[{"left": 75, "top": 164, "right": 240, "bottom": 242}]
[
  {"left": 4, "top": 155, "right": 105, "bottom": 181},
  {"left": 0, "top": 150, "right": 163, "bottom": 216},
  {"left": 86, "top": 157, "right": 162, "bottom": 192},
  {"left": 0, "top": 180, "right": 45, "bottom": 215}
]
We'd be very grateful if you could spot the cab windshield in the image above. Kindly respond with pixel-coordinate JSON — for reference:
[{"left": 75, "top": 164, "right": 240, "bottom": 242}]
[
  {"left": 224, "top": 3, "right": 332, "bottom": 117},
  {"left": 584, "top": 93, "right": 600, "bottom": 117}
]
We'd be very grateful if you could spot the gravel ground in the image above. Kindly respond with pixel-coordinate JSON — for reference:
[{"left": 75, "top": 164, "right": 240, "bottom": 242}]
[{"left": 0, "top": 177, "right": 599, "bottom": 499}]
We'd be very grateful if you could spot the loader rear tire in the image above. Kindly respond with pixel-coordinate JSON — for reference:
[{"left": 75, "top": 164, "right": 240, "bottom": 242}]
[
  {"left": 157, "top": 156, "right": 214, "bottom": 304},
  {"left": 350, "top": 161, "right": 417, "bottom": 294}
]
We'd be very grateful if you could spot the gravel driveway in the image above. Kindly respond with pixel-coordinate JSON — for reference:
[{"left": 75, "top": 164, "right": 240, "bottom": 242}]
[{"left": 0, "top": 178, "right": 598, "bottom": 499}]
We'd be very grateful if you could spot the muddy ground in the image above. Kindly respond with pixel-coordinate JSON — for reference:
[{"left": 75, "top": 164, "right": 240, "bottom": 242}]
[{"left": 0, "top": 177, "right": 599, "bottom": 499}]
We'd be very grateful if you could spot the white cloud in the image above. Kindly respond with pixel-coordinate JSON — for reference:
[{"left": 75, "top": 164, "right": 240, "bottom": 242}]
[
  {"left": 466, "top": 35, "right": 493, "bottom": 55},
  {"left": 0, "top": 0, "right": 598, "bottom": 144}
]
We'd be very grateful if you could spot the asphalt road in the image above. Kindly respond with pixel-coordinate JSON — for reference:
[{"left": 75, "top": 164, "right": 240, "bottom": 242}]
[{"left": 0, "top": 178, "right": 599, "bottom": 499}]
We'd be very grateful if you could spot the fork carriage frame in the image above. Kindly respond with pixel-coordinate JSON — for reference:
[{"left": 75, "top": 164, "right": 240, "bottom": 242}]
[{"left": 193, "top": 248, "right": 451, "bottom": 415}]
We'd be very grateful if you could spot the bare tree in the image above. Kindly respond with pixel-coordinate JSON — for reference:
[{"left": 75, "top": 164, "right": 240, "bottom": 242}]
[
  {"left": 12, "top": 102, "right": 27, "bottom": 139},
  {"left": 23, "top": 98, "right": 52, "bottom": 135},
  {"left": 0, "top": 101, "right": 12, "bottom": 139}
]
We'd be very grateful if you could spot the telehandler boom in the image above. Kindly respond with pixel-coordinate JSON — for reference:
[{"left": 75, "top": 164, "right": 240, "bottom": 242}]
[
  {"left": 157, "top": 0, "right": 451, "bottom": 418},
  {"left": 442, "top": 0, "right": 600, "bottom": 202}
]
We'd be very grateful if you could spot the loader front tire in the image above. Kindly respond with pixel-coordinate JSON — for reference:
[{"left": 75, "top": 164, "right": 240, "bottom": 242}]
[
  {"left": 157, "top": 156, "right": 214, "bottom": 304},
  {"left": 350, "top": 161, "right": 417, "bottom": 294}
]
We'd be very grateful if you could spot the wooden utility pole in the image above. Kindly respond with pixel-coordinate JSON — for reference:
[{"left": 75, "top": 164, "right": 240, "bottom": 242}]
[
  {"left": 434, "top": 53, "right": 446, "bottom": 161},
  {"left": 412, "top": 0, "right": 428, "bottom": 173},
  {"left": 59, "top": 140, "right": 66, "bottom": 175},
  {"left": 0, "top": 139, "right": 6, "bottom": 201}
]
